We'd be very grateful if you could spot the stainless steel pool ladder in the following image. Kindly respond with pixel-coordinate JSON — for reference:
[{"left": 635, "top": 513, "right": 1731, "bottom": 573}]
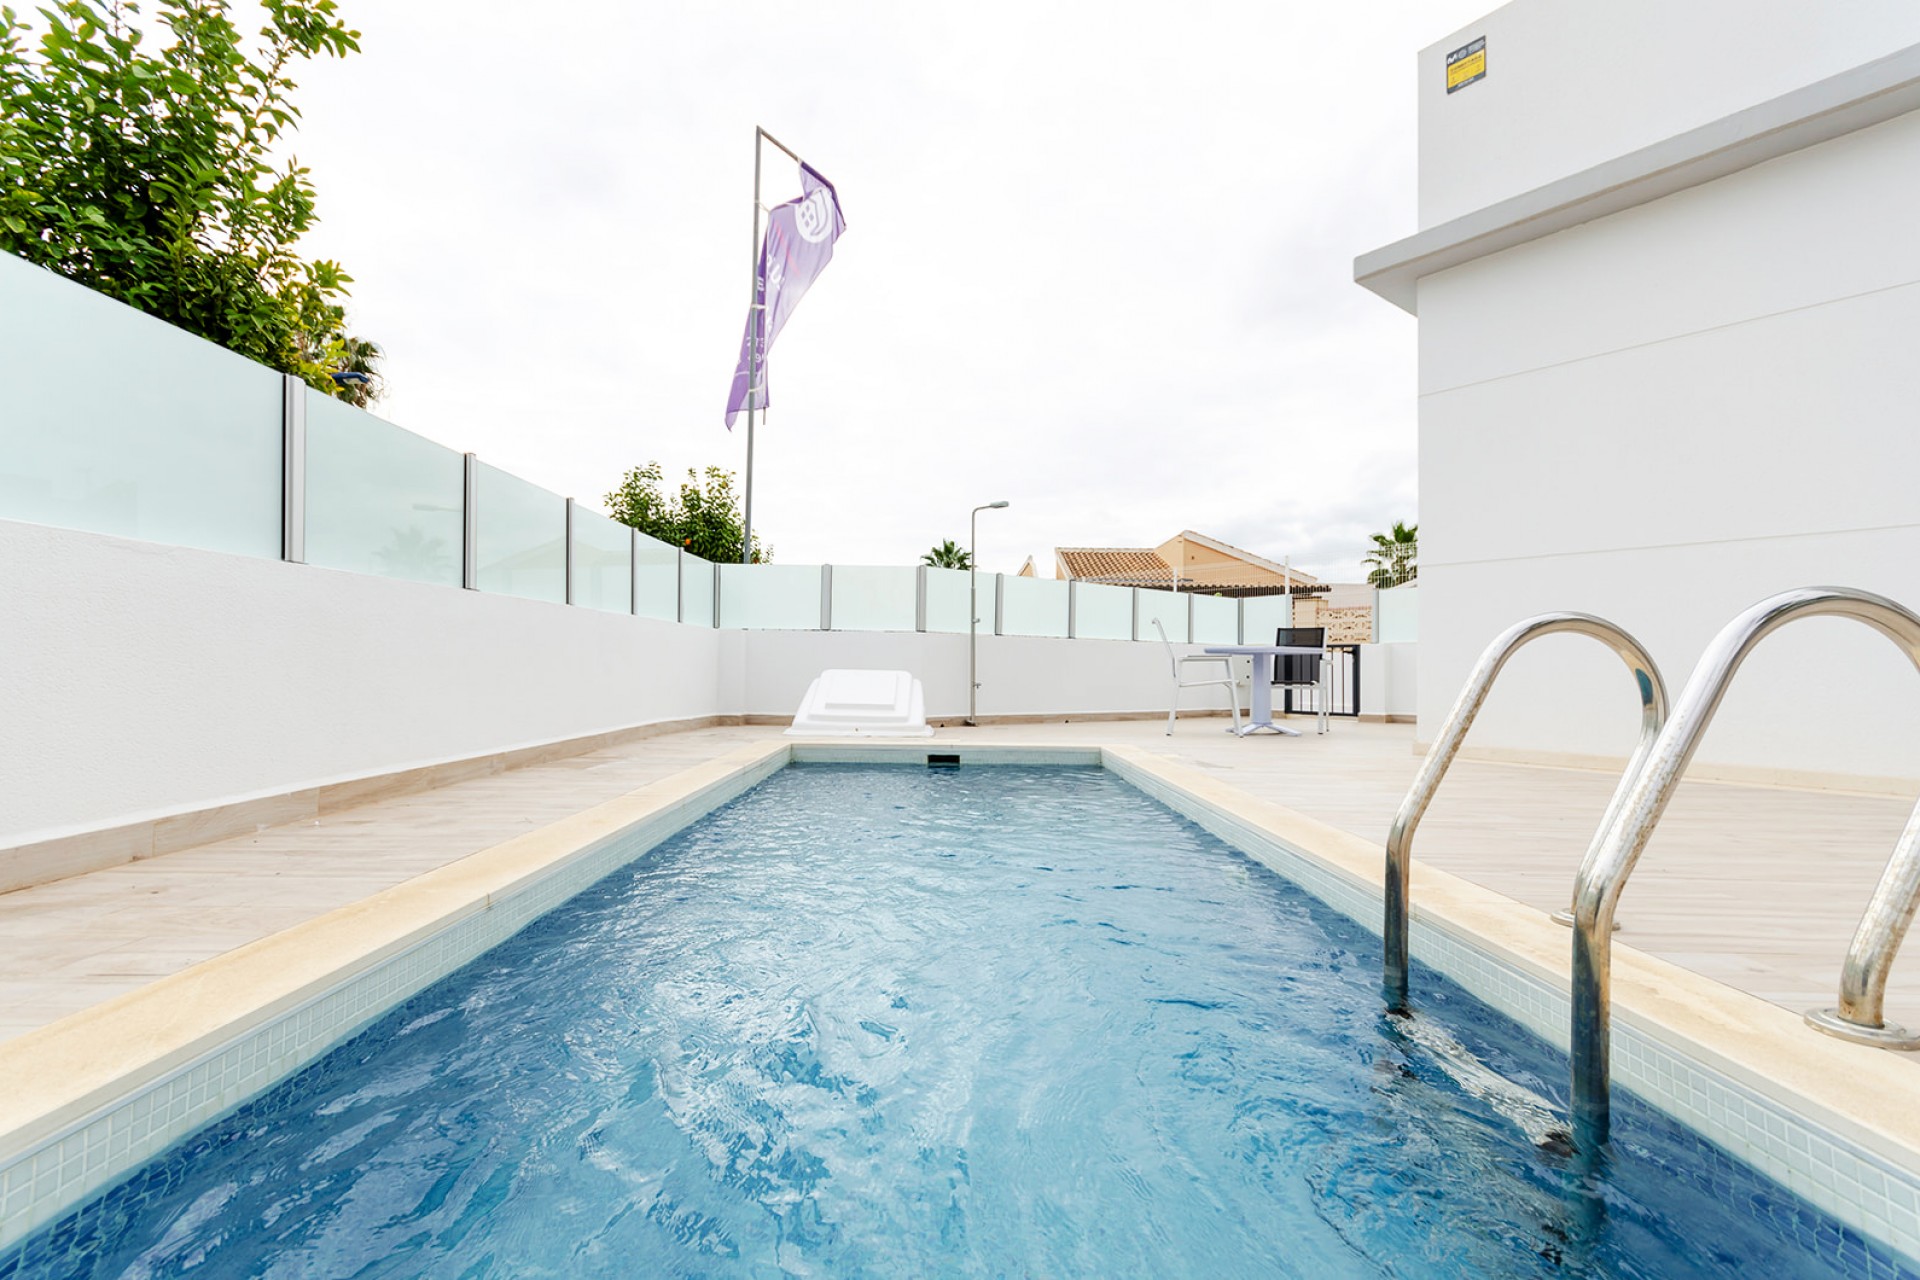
[
  {"left": 1383, "top": 613, "right": 1670, "bottom": 1015},
  {"left": 1570, "top": 586, "right": 1920, "bottom": 1146}
]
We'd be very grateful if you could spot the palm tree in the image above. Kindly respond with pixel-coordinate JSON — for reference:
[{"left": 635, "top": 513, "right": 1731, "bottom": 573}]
[
  {"left": 922, "top": 539, "right": 973, "bottom": 570},
  {"left": 1364, "top": 522, "right": 1417, "bottom": 588}
]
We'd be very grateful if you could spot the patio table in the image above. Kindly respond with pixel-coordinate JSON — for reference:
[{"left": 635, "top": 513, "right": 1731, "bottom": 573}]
[{"left": 1201, "top": 645, "right": 1331, "bottom": 737}]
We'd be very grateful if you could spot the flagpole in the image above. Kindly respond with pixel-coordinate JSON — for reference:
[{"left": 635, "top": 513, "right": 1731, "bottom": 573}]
[
  {"left": 741, "top": 126, "right": 805, "bottom": 565},
  {"left": 742, "top": 130, "right": 762, "bottom": 564}
]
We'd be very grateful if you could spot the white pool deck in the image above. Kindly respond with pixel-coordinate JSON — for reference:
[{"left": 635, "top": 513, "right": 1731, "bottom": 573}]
[{"left": 3, "top": 715, "right": 1917, "bottom": 1058}]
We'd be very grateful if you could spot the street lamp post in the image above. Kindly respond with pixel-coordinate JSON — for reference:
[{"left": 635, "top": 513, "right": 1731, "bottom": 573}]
[{"left": 967, "top": 500, "right": 1010, "bottom": 726}]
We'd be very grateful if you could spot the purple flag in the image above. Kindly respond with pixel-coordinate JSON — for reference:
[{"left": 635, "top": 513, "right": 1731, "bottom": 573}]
[{"left": 724, "top": 163, "right": 846, "bottom": 428}]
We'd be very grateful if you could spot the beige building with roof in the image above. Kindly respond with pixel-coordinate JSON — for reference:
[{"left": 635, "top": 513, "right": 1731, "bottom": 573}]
[
  {"left": 1054, "top": 531, "right": 1375, "bottom": 644},
  {"left": 1055, "top": 531, "right": 1323, "bottom": 596}
]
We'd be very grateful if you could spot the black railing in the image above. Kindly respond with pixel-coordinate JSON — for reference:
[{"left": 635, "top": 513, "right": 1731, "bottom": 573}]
[{"left": 1278, "top": 643, "right": 1361, "bottom": 717}]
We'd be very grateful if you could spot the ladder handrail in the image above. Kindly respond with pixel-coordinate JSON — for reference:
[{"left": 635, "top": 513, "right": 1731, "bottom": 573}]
[
  {"left": 1569, "top": 585, "right": 1920, "bottom": 1147},
  {"left": 1384, "top": 613, "right": 1668, "bottom": 1012}
]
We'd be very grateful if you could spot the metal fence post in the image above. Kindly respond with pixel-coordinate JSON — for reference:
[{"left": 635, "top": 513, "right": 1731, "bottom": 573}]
[
  {"left": 1237, "top": 597, "right": 1246, "bottom": 645},
  {"left": 630, "top": 527, "right": 640, "bottom": 616},
  {"left": 1131, "top": 587, "right": 1142, "bottom": 642},
  {"left": 676, "top": 549, "right": 686, "bottom": 623},
  {"left": 281, "top": 374, "right": 306, "bottom": 564},
  {"left": 712, "top": 560, "right": 722, "bottom": 628},
  {"left": 994, "top": 573, "right": 1005, "bottom": 636},
  {"left": 1187, "top": 592, "right": 1196, "bottom": 641},
  {"left": 1068, "top": 580, "right": 1078, "bottom": 638},
  {"left": 916, "top": 565, "right": 928, "bottom": 632},
  {"left": 820, "top": 565, "right": 833, "bottom": 631},
  {"left": 461, "top": 453, "right": 477, "bottom": 590},
  {"left": 563, "top": 499, "right": 575, "bottom": 605}
]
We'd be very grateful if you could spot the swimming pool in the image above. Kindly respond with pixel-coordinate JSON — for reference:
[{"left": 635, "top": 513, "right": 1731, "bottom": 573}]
[{"left": 3, "top": 764, "right": 1911, "bottom": 1276}]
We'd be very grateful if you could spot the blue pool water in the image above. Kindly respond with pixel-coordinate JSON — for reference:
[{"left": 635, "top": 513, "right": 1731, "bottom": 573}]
[{"left": 5, "top": 765, "right": 1913, "bottom": 1278}]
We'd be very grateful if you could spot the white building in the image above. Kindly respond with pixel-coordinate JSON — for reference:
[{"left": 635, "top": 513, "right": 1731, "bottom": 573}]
[{"left": 1357, "top": 0, "right": 1920, "bottom": 792}]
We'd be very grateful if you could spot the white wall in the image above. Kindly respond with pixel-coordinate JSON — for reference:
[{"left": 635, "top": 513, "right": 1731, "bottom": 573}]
[
  {"left": 1417, "top": 0, "right": 1920, "bottom": 226},
  {"left": 1388, "top": 645, "right": 1417, "bottom": 719},
  {"left": 1, "top": 519, "right": 1242, "bottom": 849},
  {"left": 1408, "top": 15, "right": 1920, "bottom": 786},
  {"left": 1360, "top": 644, "right": 1419, "bottom": 721},
  {"left": 0, "top": 518, "right": 726, "bottom": 845},
  {"left": 736, "top": 628, "right": 1217, "bottom": 721}
]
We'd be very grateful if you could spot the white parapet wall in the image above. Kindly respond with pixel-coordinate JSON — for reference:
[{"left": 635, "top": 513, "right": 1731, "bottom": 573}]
[
  {"left": 1361, "top": 0, "right": 1920, "bottom": 790},
  {"left": 0, "top": 518, "right": 1249, "bottom": 859},
  {"left": 734, "top": 627, "right": 1222, "bottom": 723},
  {"left": 0, "top": 518, "right": 728, "bottom": 848},
  {"left": 1359, "top": 643, "right": 1417, "bottom": 724}
]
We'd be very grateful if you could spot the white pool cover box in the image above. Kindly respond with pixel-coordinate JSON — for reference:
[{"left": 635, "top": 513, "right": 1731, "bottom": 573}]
[{"left": 786, "top": 669, "right": 934, "bottom": 737}]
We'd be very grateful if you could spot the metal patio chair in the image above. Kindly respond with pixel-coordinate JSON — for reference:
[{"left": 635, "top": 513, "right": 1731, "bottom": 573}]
[
  {"left": 1273, "top": 626, "right": 1328, "bottom": 727},
  {"left": 1153, "top": 617, "right": 1243, "bottom": 735}
]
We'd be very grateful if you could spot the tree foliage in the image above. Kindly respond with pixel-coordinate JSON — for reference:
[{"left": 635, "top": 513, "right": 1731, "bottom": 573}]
[
  {"left": 328, "top": 334, "right": 381, "bottom": 407},
  {"left": 921, "top": 539, "right": 972, "bottom": 570},
  {"left": 605, "top": 461, "right": 771, "bottom": 564},
  {"left": 1364, "top": 521, "right": 1417, "bottom": 589},
  {"left": 0, "top": 0, "right": 379, "bottom": 400}
]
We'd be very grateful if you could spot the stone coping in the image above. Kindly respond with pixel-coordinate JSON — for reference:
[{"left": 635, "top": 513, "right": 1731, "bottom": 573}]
[{"left": 0, "top": 714, "right": 745, "bottom": 896}]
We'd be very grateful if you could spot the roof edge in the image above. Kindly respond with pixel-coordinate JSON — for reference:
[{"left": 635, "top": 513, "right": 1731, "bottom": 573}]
[{"left": 1354, "top": 41, "right": 1920, "bottom": 314}]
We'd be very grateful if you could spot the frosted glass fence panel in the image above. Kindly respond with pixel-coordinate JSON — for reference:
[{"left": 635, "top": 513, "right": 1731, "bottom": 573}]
[
  {"left": 680, "top": 554, "right": 715, "bottom": 627},
  {"left": 1191, "top": 594, "right": 1239, "bottom": 645},
  {"left": 570, "top": 507, "right": 632, "bottom": 613},
  {"left": 1242, "top": 594, "right": 1294, "bottom": 644},
  {"left": 999, "top": 575, "right": 1069, "bottom": 638},
  {"left": 304, "top": 392, "right": 463, "bottom": 586},
  {"left": 924, "top": 567, "right": 972, "bottom": 634},
  {"left": 634, "top": 534, "right": 681, "bottom": 622},
  {"left": 1376, "top": 586, "right": 1418, "bottom": 643},
  {"left": 832, "top": 566, "right": 918, "bottom": 632},
  {"left": 720, "top": 564, "right": 824, "bottom": 629},
  {"left": 0, "top": 254, "right": 282, "bottom": 557},
  {"left": 1074, "top": 583, "right": 1134, "bottom": 640},
  {"left": 1137, "top": 590, "right": 1188, "bottom": 643},
  {"left": 473, "top": 462, "right": 565, "bottom": 603}
]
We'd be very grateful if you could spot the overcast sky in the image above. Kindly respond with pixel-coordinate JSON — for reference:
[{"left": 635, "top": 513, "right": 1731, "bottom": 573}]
[{"left": 286, "top": 1, "right": 1488, "bottom": 581}]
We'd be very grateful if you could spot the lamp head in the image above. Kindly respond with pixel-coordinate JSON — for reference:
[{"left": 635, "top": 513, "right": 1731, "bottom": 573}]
[{"left": 987, "top": 500, "right": 1009, "bottom": 509}]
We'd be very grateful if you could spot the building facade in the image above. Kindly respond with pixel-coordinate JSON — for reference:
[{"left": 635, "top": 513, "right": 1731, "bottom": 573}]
[{"left": 1358, "top": 0, "right": 1920, "bottom": 788}]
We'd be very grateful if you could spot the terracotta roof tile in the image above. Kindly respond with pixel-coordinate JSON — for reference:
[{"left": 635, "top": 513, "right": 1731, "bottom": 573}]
[{"left": 1056, "top": 548, "right": 1170, "bottom": 583}]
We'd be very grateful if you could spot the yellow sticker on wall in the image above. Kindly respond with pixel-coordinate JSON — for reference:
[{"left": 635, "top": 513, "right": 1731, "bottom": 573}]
[{"left": 1446, "top": 36, "right": 1486, "bottom": 93}]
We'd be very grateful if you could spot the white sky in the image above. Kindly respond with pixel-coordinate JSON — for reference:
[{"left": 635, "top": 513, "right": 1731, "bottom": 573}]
[{"left": 285, "top": 1, "right": 1490, "bottom": 580}]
